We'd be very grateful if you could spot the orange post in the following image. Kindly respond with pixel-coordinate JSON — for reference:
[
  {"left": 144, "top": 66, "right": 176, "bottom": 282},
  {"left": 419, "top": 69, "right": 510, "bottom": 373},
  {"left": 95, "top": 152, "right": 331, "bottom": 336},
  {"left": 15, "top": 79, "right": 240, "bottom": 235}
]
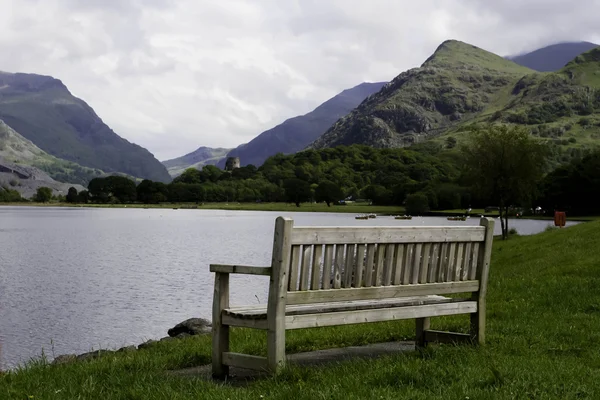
[{"left": 554, "top": 211, "right": 566, "bottom": 228}]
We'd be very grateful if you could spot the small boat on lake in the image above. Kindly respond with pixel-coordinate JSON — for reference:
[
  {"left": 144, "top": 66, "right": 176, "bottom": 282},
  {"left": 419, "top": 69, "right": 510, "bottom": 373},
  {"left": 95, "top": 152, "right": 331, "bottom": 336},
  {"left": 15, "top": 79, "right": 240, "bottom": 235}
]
[
  {"left": 355, "top": 214, "right": 369, "bottom": 220},
  {"left": 395, "top": 215, "right": 413, "bottom": 220},
  {"left": 368, "top": 214, "right": 377, "bottom": 219}
]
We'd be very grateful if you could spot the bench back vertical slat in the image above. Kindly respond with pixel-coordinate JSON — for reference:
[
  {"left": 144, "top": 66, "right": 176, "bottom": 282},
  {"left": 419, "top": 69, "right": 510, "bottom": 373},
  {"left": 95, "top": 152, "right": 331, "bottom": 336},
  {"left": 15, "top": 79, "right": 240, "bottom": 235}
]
[
  {"left": 311, "top": 245, "right": 323, "bottom": 290},
  {"left": 419, "top": 243, "right": 432, "bottom": 283},
  {"left": 322, "top": 244, "right": 334, "bottom": 289},
  {"left": 354, "top": 244, "right": 366, "bottom": 288},
  {"left": 469, "top": 243, "right": 480, "bottom": 280},
  {"left": 364, "top": 244, "right": 376, "bottom": 287},
  {"left": 299, "top": 246, "right": 311, "bottom": 291},
  {"left": 333, "top": 245, "right": 344, "bottom": 289},
  {"left": 392, "top": 244, "right": 405, "bottom": 285},
  {"left": 343, "top": 244, "right": 355, "bottom": 288},
  {"left": 288, "top": 245, "right": 301, "bottom": 291}
]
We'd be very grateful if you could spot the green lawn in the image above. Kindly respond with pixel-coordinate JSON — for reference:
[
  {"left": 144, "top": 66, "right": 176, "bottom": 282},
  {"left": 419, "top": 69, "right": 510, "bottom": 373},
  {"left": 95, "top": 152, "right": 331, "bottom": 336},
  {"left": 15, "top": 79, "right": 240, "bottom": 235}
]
[{"left": 1, "top": 220, "right": 600, "bottom": 399}]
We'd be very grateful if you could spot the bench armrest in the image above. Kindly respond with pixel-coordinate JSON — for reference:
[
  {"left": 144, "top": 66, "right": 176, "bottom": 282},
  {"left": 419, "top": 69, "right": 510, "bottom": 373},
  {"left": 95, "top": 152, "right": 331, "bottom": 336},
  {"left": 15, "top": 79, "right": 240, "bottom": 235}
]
[{"left": 210, "top": 264, "right": 271, "bottom": 276}]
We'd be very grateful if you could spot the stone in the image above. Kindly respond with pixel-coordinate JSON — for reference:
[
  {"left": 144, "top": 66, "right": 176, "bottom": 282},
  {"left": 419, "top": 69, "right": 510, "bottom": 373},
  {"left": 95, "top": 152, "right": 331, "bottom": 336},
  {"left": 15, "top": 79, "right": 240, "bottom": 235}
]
[
  {"left": 52, "top": 354, "right": 77, "bottom": 365},
  {"left": 76, "top": 350, "right": 111, "bottom": 361},
  {"left": 117, "top": 345, "right": 137, "bottom": 353},
  {"left": 175, "top": 332, "right": 192, "bottom": 340},
  {"left": 160, "top": 336, "right": 176, "bottom": 343},
  {"left": 138, "top": 339, "right": 158, "bottom": 350},
  {"left": 167, "top": 318, "right": 211, "bottom": 337}
]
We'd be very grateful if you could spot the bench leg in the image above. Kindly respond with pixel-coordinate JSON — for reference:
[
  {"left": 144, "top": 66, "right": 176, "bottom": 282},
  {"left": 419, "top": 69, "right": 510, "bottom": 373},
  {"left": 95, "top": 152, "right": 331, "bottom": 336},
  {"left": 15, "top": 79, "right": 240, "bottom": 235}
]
[
  {"left": 415, "top": 317, "right": 430, "bottom": 348},
  {"left": 267, "top": 327, "right": 286, "bottom": 373},
  {"left": 212, "top": 273, "right": 230, "bottom": 379},
  {"left": 470, "top": 305, "right": 485, "bottom": 345}
]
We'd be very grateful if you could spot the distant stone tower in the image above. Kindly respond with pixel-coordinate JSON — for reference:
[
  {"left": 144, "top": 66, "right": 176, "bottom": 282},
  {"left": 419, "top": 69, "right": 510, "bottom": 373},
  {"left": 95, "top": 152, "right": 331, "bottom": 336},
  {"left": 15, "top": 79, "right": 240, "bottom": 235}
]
[{"left": 225, "top": 156, "right": 241, "bottom": 171}]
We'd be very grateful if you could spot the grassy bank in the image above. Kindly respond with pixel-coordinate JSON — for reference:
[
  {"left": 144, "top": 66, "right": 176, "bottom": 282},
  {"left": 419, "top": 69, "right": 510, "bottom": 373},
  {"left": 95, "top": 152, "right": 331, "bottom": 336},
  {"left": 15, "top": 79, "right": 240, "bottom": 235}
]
[
  {"left": 2, "top": 201, "right": 406, "bottom": 214},
  {"left": 2, "top": 220, "right": 600, "bottom": 399}
]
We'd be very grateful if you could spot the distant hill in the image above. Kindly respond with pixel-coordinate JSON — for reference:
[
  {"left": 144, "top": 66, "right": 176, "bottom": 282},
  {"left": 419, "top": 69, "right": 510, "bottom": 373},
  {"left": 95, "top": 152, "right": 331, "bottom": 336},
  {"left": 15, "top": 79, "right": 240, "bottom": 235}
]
[
  {"left": 0, "top": 72, "right": 171, "bottom": 182},
  {"left": 162, "top": 146, "right": 231, "bottom": 177},
  {"left": 508, "top": 41, "right": 599, "bottom": 72},
  {"left": 308, "top": 40, "right": 600, "bottom": 153},
  {"left": 217, "top": 82, "right": 387, "bottom": 168},
  {"left": 0, "top": 119, "right": 104, "bottom": 185}
]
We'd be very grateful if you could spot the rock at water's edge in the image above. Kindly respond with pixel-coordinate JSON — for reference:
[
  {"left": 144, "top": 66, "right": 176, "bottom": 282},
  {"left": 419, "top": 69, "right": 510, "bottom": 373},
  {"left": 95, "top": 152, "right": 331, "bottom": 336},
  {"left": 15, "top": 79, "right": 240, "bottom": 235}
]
[
  {"left": 138, "top": 339, "right": 158, "bottom": 350},
  {"left": 167, "top": 318, "right": 211, "bottom": 337},
  {"left": 52, "top": 354, "right": 77, "bottom": 365}
]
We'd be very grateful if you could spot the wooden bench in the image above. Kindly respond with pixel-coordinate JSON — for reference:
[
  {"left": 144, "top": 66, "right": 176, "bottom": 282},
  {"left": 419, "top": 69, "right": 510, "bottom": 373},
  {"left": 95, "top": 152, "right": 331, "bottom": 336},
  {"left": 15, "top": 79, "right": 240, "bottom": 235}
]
[{"left": 210, "top": 216, "right": 495, "bottom": 378}]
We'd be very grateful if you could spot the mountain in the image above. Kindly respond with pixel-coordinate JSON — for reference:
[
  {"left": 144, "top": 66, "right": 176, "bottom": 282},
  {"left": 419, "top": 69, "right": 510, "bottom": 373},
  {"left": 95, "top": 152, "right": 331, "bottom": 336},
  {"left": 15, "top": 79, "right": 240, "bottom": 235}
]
[
  {"left": 0, "top": 119, "right": 104, "bottom": 185},
  {"left": 0, "top": 72, "right": 171, "bottom": 182},
  {"left": 162, "top": 146, "right": 231, "bottom": 177},
  {"left": 217, "top": 82, "right": 387, "bottom": 168},
  {"left": 309, "top": 41, "right": 600, "bottom": 155},
  {"left": 309, "top": 40, "right": 533, "bottom": 149},
  {"left": 508, "top": 42, "right": 599, "bottom": 72}
]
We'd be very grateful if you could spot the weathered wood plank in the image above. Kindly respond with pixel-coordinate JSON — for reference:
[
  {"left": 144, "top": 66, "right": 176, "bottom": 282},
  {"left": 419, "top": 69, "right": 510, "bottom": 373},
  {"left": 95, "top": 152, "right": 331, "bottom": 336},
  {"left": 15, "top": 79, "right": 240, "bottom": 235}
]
[
  {"left": 454, "top": 243, "right": 465, "bottom": 282},
  {"left": 373, "top": 244, "right": 386, "bottom": 286},
  {"left": 437, "top": 243, "right": 448, "bottom": 283},
  {"left": 419, "top": 243, "right": 432, "bottom": 284},
  {"left": 462, "top": 243, "right": 472, "bottom": 281},
  {"left": 286, "top": 280, "right": 480, "bottom": 305},
  {"left": 299, "top": 246, "right": 312, "bottom": 291},
  {"left": 392, "top": 244, "right": 405, "bottom": 285},
  {"left": 322, "top": 244, "right": 334, "bottom": 290},
  {"left": 222, "top": 352, "right": 268, "bottom": 371},
  {"left": 210, "top": 264, "right": 271, "bottom": 276},
  {"left": 471, "top": 217, "right": 495, "bottom": 345},
  {"left": 364, "top": 244, "right": 376, "bottom": 287},
  {"left": 468, "top": 243, "right": 480, "bottom": 281},
  {"left": 382, "top": 244, "right": 395, "bottom": 286},
  {"left": 288, "top": 246, "right": 300, "bottom": 291},
  {"left": 222, "top": 314, "right": 268, "bottom": 329},
  {"left": 411, "top": 243, "right": 423, "bottom": 284},
  {"left": 285, "top": 301, "right": 478, "bottom": 330},
  {"left": 212, "top": 272, "right": 230, "bottom": 378},
  {"left": 266, "top": 217, "right": 293, "bottom": 373},
  {"left": 343, "top": 244, "right": 355, "bottom": 288},
  {"left": 428, "top": 243, "right": 440, "bottom": 283},
  {"left": 354, "top": 244, "right": 366, "bottom": 288},
  {"left": 333, "top": 245, "right": 345, "bottom": 289},
  {"left": 311, "top": 245, "right": 323, "bottom": 290},
  {"left": 445, "top": 243, "right": 457, "bottom": 282},
  {"left": 290, "top": 226, "right": 486, "bottom": 245},
  {"left": 402, "top": 244, "right": 414, "bottom": 285}
]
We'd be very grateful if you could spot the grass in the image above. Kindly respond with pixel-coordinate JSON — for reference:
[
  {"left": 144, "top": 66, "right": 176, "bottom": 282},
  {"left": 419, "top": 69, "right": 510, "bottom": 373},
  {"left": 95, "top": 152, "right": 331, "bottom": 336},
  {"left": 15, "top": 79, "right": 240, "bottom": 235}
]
[
  {"left": 4, "top": 201, "right": 407, "bottom": 215},
  {"left": 2, "top": 220, "right": 600, "bottom": 399}
]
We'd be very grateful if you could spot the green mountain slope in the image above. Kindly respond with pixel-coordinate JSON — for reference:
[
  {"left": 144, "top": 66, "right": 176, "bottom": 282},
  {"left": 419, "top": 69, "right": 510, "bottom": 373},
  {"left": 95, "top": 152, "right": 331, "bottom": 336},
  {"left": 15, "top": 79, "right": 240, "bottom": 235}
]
[
  {"left": 0, "top": 119, "right": 104, "bottom": 185},
  {"left": 508, "top": 41, "right": 599, "bottom": 72},
  {"left": 0, "top": 72, "right": 171, "bottom": 182},
  {"left": 309, "top": 40, "right": 600, "bottom": 152},
  {"left": 161, "top": 146, "right": 231, "bottom": 178}
]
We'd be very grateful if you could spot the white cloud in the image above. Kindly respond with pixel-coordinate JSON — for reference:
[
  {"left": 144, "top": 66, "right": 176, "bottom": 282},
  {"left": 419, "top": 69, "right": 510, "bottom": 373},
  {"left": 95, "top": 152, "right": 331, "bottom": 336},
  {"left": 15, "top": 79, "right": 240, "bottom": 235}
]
[{"left": 0, "top": 0, "right": 599, "bottom": 159}]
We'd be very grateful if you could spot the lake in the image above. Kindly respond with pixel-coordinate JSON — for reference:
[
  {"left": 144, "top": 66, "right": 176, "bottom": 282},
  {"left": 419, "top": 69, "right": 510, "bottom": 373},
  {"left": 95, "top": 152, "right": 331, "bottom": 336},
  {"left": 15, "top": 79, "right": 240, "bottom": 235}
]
[{"left": 0, "top": 206, "right": 580, "bottom": 369}]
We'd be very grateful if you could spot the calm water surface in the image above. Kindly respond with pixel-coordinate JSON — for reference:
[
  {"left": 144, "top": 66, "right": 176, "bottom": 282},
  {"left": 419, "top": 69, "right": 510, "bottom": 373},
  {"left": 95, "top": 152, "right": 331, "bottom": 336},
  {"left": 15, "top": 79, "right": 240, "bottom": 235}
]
[{"left": 0, "top": 206, "right": 579, "bottom": 368}]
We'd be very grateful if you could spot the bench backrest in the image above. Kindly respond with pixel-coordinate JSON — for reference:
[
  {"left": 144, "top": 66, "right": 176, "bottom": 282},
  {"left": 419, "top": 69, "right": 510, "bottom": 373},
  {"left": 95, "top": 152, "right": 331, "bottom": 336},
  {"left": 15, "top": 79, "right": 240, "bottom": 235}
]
[{"left": 268, "top": 217, "right": 495, "bottom": 306}]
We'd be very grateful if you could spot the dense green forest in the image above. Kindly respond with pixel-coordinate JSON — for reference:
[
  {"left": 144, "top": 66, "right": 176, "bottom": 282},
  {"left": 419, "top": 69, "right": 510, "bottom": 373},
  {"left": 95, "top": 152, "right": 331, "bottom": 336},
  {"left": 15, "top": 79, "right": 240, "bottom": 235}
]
[{"left": 22, "top": 140, "right": 593, "bottom": 216}]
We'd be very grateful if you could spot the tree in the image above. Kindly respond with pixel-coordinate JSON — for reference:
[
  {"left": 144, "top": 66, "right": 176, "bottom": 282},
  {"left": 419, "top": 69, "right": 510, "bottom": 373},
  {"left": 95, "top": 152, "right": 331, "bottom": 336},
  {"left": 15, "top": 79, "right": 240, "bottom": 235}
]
[
  {"left": 461, "top": 125, "right": 548, "bottom": 239},
  {"left": 78, "top": 190, "right": 90, "bottom": 204},
  {"left": 34, "top": 187, "right": 53, "bottom": 203},
  {"left": 405, "top": 192, "right": 430, "bottom": 215},
  {"left": 66, "top": 187, "right": 79, "bottom": 203},
  {"left": 315, "top": 180, "right": 344, "bottom": 206},
  {"left": 283, "top": 178, "right": 311, "bottom": 207}
]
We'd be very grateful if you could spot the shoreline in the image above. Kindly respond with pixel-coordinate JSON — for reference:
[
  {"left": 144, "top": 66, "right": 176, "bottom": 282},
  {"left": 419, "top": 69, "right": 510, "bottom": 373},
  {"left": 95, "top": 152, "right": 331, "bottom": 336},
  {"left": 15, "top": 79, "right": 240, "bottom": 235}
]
[{"left": 1, "top": 202, "right": 596, "bottom": 221}]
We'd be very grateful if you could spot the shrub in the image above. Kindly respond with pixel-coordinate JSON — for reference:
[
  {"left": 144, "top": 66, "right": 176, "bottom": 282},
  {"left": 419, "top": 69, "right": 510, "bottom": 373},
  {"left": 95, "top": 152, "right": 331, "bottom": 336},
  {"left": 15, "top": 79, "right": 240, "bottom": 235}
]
[{"left": 405, "top": 192, "right": 430, "bottom": 215}]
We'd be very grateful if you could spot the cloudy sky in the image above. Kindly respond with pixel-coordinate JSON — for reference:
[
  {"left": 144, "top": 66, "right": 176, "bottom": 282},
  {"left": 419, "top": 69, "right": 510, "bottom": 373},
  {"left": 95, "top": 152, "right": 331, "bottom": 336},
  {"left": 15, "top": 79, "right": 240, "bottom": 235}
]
[{"left": 1, "top": 0, "right": 599, "bottom": 160}]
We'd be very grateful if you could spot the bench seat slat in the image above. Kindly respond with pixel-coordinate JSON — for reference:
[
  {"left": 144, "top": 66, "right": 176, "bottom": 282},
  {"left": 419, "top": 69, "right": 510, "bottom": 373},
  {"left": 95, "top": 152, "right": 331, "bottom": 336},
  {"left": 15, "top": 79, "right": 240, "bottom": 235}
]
[{"left": 224, "top": 295, "right": 470, "bottom": 320}]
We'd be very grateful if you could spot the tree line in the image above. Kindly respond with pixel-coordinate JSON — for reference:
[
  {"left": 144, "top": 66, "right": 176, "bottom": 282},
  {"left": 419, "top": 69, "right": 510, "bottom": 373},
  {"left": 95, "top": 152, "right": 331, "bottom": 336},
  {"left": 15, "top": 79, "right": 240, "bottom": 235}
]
[{"left": 3, "top": 124, "right": 599, "bottom": 232}]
